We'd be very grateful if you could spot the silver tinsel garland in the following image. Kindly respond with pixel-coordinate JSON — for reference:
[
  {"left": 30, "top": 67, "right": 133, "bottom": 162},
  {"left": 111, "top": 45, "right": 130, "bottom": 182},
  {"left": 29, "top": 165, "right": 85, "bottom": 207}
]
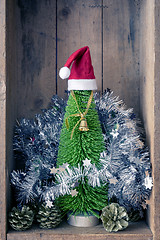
[
  {"left": 11, "top": 90, "right": 152, "bottom": 214},
  {"left": 11, "top": 95, "right": 65, "bottom": 203}
]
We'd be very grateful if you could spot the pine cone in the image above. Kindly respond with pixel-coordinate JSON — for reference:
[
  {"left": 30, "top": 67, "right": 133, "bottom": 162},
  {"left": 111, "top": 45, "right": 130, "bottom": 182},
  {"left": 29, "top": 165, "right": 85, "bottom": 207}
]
[
  {"left": 101, "top": 203, "right": 129, "bottom": 232},
  {"left": 9, "top": 206, "right": 34, "bottom": 231},
  {"left": 128, "top": 209, "right": 142, "bottom": 222},
  {"left": 36, "top": 203, "right": 62, "bottom": 229}
]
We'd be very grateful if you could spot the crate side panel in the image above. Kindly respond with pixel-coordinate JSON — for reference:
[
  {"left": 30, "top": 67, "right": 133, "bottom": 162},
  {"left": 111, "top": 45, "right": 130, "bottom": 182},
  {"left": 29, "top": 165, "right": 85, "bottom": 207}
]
[
  {"left": 57, "top": 0, "right": 102, "bottom": 97},
  {"left": 154, "top": 1, "right": 160, "bottom": 239},
  {"left": 103, "top": 0, "right": 140, "bottom": 116},
  {"left": 139, "top": 0, "right": 155, "bottom": 236},
  {"left": 0, "top": 0, "right": 7, "bottom": 239},
  {"left": 16, "top": 0, "right": 56, "bottom": 118}
]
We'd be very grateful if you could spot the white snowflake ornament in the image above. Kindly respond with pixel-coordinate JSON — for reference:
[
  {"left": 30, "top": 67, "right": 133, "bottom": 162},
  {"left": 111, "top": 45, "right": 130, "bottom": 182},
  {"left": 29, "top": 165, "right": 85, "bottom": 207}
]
[
  {"left": 50, "top": 167, "right": 58, "bottom": 174},
  {"left": 144, "top": 175, "right": 153, "bottom": 190},
  {"left": 110, "top": 129, "right": 119, "bottom": 138},
  {"left": 46, "top": 200, "right": 53, "bottom": 208},
  {"left": 71, "top": 189, "right": 78, "bottom": 197},
  {"left": 83, "top": 159, "right": 91, "bottom": 167},
  {"left": 58, "top": 163, "right": 69, "bottom": 172},
  {"left": 109, "top": 177, "right": 118, "bottom": 185}
]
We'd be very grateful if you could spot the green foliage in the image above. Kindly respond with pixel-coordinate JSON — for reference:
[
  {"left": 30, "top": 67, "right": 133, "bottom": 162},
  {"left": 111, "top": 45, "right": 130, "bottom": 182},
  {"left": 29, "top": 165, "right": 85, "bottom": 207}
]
[
  {"left": 36, "top": 203, "right": 62, "bottom": 229},
  {"left": 9, "top": 206, "right": 34, "bottom": 231},
  {"left": 57, "top": 180, "right": 108, "bottom": 217},
  {"left": 101, "top": 203, "right": 129, "bottom": 232},
  {"left": 57, "top": 90, "right": 108, "bottom": 215},
  {"left": 57, "top": 90, "right": 105, "bottom": 167}
]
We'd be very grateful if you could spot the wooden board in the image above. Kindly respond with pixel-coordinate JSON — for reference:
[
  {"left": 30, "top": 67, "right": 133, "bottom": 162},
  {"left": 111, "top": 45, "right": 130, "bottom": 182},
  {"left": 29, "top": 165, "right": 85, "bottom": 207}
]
[
  {"left": 0, "top": 1, "right": 7, "bottom": 240},
  {"left": 7, "top": 221, "right": 153, "bottom": 240},
  {"left": 139, "top": 0, "right": 155, "bottom": 237},
  {"left": 153, "top": 1, "right": 160, "bottom": 240},
  {"left": 16, "top": 0, "right": 56, "bottom": 118},
  {"left": 103, "top": 0, "right": 140, "bottom": 116},
  {"left": 57, "top": 0, "right": 103, "bottom": 97},
  {"left": 139, "top": 1, "right": 160, "bottom": 239}
]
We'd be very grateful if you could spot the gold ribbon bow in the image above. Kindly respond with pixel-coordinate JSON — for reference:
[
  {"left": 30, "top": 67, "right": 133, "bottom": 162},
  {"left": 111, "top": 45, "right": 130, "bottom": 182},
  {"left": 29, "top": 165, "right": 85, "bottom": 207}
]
[{"left": 65, "top": 90, "right": 93, "bottom": 139}]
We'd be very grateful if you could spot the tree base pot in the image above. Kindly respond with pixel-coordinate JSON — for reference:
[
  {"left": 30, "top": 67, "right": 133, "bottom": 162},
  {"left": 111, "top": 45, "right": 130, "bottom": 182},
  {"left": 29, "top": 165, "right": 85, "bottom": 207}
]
[{"left": 67, "top": 211, "right": 99, "bottom": 227}]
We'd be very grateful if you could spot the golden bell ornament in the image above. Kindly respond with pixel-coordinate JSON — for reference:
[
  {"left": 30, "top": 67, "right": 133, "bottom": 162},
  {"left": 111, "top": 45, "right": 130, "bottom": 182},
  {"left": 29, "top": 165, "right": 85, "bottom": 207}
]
[{"left": 79, "top": 118, "right": 89, "bottom": 131}]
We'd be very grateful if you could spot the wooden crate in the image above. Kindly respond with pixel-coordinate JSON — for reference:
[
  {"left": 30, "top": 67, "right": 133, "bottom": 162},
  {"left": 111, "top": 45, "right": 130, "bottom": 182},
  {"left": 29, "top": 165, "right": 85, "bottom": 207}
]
[{"left": 0, "top": 0, "right": 160, "bottom": 239}]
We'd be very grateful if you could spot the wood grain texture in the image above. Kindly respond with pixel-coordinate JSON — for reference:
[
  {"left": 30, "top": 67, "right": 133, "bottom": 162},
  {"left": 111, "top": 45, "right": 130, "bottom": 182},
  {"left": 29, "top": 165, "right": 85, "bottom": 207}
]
[
  {"left": 7, "top": 221, "right": 153, "bottom": 240},
  {"left": 0, "top": 1, "right": 6, "bottom": 240},
  {"left": 1, "top": 0, "right": 160, "bottom": 239},
  {"left": 139, "top": 0, "right": 155, "bottom": 237},
  {"left": 153, "top": 1, "right": 160, "bottom": 240},
  {"left": 103, "top": 0, "right": 140, "bottom": 117},
  {"left": 57, "top": 0, "right": 102, "bottom": 97},
  {"left": 6, "top": 0, "right": 18, "bottom": 217},
  {"left": 16, "top": 0, "right": 56, "bottom": 118}
]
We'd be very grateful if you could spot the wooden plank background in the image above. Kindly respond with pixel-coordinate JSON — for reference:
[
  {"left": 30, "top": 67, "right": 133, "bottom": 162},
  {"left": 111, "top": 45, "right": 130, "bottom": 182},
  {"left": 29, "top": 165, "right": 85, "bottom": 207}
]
[
  {"left": 6, "top": 0, "right": 18, "bottom": 230},
  {"left": 16, "top": 0, "right": 56, "bottom": 118},
  {"left": 103, "top": 0, "right": 140, "bottom": 115},
  {"left": 57, "top": 0, "right": 103, "bottom": 96},
  {"left": 15, "top": 0, "right": 140, "bottom": 118}
]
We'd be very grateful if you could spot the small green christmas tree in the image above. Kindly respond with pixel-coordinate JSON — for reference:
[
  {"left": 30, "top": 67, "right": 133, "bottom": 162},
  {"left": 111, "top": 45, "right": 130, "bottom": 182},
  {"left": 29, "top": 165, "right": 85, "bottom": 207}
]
[{"left": 57, "top": 46, "right": 108, "bottom": 216}]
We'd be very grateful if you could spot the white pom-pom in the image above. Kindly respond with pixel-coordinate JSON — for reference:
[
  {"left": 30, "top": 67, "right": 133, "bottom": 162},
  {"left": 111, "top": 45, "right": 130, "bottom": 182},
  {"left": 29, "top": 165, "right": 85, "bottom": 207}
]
[{"left": 59, "top": 66, "right": 70, "bottom": 79}]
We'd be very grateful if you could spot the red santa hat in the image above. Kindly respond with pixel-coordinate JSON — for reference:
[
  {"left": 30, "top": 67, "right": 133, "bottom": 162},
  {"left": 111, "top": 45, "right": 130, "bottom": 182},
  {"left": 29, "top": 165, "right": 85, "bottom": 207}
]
[{"left": 59, "top": 46, "right": 97, "bottom": 90}]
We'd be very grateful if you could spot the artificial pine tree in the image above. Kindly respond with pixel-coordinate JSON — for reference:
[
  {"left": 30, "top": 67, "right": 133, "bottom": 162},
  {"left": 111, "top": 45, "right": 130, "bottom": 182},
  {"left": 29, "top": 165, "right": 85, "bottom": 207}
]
[
  {"left": 57, "top": 90, "right": 105, "bottom": 166},
  {"left": 57, "top": 46, "right": 108, "bottom": 217}
]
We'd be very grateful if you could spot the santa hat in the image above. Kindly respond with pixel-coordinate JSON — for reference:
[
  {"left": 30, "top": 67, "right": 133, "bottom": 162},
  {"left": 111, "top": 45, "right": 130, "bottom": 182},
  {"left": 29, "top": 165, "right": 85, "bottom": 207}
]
[{"left": 59, "top": 46, "right": 97, "bottom": 90}]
